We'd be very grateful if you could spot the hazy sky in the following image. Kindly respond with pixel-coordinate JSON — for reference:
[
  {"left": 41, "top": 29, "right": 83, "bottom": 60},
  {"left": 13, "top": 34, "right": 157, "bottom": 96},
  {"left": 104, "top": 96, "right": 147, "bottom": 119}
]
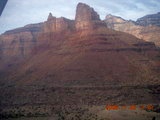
[{"left": 0, "top": 0, "right": 160, "bottom": 34}]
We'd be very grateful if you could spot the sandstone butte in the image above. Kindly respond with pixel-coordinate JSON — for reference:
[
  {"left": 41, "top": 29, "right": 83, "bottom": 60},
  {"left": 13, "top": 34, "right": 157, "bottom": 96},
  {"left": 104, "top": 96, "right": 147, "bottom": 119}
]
[
  {"left": 0, "top": 3, "right": 160, "bottom": 118},
  {"left": 0, "top": 2, "right": 159, "bottom": 87}
]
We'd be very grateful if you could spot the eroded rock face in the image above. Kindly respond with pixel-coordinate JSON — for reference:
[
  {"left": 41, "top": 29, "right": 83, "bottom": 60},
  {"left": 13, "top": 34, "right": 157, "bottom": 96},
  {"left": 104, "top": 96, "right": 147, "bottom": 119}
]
[
  {"left": 136, "top": 12, "right": 160, "bottom": 27},
  {"left": 0, "top": 3, "right": 106, "bottom": 59},
  {"left": 0, "top": 23, "right": 44, "bottom": 58},
  {"left": 1, "top": 3, "right": 160, "bottom": 117},
  {"left": 0, "top": 31, "right": 36, "bottom": 57},
  {"left": 3, "top": 23, "right": 43, "bottom": 35},
  {"left": 105, "top": 14, "right": 160, "bottom": 46},
  {"left": 0, "top": 3, "right": 159, "bottom": 61},
  {"left": 47, "top": 13, "right": 54, "bottom": 21},
  {"left": 43, "top": 13, "right": 75, "bottom": 33},
  {"left": 75, "top": 3, "right": 105, "bottom": 30}
]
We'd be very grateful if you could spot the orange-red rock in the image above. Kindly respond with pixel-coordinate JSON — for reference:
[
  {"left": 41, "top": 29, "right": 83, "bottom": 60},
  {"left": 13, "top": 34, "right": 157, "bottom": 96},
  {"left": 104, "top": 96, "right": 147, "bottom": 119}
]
[{"left": 75, "top": 3, "right": 106, "bottom": 31}]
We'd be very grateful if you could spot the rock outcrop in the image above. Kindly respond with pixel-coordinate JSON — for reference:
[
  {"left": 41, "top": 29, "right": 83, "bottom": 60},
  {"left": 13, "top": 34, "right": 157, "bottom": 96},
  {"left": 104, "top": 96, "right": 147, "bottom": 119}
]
[
  {"left": 105, "top": 14, "right": 160, "bottom": 46},
  {"left": 0, "top": 4, "right": 159, "bottom": 60},
  {"left": 44, "top": 3, "right": 107, "bottom": 33},
  {"left": 1, "top": 3, "right": 160, "bottom": 118},
  {"left": 0, "top": 31, "right": 36, "bottom": 57},
  {"left": 43, "top": 13, "right": 75, "bottom": 33},
  {"left": 47, "top": 13, "right": 54, "bottom": 21},
  {"left": 75, "top": 3, "right": 106, "bottom": 30},
  {"left": 136, "top": 12, "right": 160, "bottom": 27},
  {"left": 0, "top": 23, "right": 43, "bottom": 57},
  {"left": 3, "top": 23, "right": 43, "bottom": 35}
]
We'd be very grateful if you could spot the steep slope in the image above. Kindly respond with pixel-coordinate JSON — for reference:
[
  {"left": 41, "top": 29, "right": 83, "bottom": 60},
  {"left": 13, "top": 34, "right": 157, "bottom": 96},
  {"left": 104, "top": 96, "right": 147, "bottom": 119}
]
[
  {"left": 43, "top": 13, "right": 75, "bottom": 33},
  {"left": 75, "top": 3, "right": 106, "bottom": 30},
  {"left": 9, "top": 28, "right": 160, "bottom": 86},
  {"left": 3, "top": 3, "right": 159, "bottom": 87},
  {"left": 0, "top": 23, "right": 43, "bottom": 58},
  {"left": 136, "top": 12, "right": 160, "bottom": 27},
  {"left": 104, "top": 14, "right": 160, "bottom": 46},
  {"left": 0, "top": 3, "right": 160, "bottom": 118}
]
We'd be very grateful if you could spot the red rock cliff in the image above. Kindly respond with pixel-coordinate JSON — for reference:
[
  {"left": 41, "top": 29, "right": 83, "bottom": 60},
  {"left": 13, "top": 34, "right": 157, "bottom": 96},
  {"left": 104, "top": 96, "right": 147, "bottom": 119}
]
[{"left": 75, "top": 3, "right": 106, "bottom": 31}]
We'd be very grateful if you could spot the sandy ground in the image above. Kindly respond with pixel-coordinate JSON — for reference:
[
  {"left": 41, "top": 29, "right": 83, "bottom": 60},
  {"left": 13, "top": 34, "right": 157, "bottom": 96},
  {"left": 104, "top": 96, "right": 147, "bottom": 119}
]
[
  {"left": 92, "top": 105, "right": 160, "bottom": 120},
  {"left": 3, "top": 105, "right": 160, "bottom": 120}
]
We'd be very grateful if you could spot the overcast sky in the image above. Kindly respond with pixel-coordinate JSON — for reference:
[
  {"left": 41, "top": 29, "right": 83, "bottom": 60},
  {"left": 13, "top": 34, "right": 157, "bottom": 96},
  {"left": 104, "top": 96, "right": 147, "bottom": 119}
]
[{"left": 0, "top": 0, "right": 160, "bottom": 34}]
